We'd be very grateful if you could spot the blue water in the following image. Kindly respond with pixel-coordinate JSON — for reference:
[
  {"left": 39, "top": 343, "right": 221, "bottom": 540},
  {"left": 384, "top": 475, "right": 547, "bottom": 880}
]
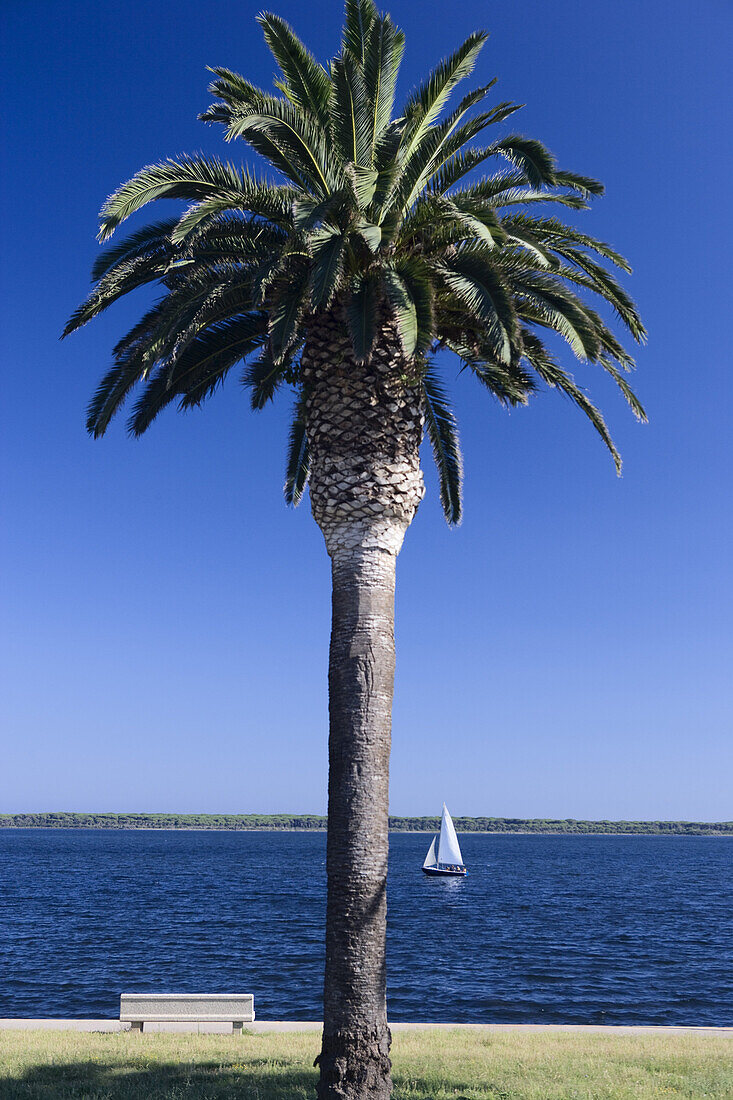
[{"left": 0, "top": 830, "right": 730, "bottom": 1024}]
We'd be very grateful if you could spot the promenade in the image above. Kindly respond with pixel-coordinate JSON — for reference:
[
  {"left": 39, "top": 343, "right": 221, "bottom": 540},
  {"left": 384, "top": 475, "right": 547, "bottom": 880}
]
[{"left": 1, "top": 1019, "right": 730, "bottom": 1033}]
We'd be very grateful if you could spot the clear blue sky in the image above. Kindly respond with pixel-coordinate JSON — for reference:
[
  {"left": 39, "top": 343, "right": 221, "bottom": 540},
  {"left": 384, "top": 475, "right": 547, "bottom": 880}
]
[{"left": 1, "top": 0, "right": 731, "bottom": 820}]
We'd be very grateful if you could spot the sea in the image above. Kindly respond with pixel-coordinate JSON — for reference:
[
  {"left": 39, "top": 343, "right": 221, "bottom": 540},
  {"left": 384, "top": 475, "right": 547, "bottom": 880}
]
[{"left": 0, "top": 830, "right": 731, "bottom": 1025}]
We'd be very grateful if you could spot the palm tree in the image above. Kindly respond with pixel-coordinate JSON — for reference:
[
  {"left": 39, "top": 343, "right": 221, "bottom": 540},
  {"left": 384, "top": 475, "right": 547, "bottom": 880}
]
[{"left": 64, "top": 2, "right": 645, "bottom": 1095}]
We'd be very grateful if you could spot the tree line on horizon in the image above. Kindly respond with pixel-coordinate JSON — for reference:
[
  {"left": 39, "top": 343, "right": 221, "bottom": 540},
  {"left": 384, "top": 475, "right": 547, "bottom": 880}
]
[{"left": 1, "top": 813, "right": 730, "bottom": 835}]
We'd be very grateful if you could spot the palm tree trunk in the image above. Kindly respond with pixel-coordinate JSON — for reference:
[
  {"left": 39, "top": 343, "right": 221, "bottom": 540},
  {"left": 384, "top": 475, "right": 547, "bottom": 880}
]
[
  {"left": 316, "top": 543, "right": 397, "bottom": 1099},
  {"left": 304, "top": 309, "right": 424, "bottom": 1100}
]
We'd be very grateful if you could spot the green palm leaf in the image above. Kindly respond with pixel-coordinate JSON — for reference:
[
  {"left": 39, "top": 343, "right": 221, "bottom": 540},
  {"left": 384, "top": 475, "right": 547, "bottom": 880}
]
[
  {"left": 127, "top": 314, "right": 265, "bottom": 435},
  {"left": 63, "top": 252, "right": 171, "bottom": 336},
  {"left": 599, "top": 357, "right": 647, "bottom": 421},
  {"left": 284, "top": 390, "right": 311, "bottom": 505},
  {"left": 555, "top": 250, "right": 646, "bottom": 340},
  {"left": 90, "top": 219, "right": 179, "bottom": 282},
  {"left": 553, "top": 170, "right": 604, "bottom": 197},
  {"left": 436, "top": 250, "right": 516, "bottom": 364},
  {"left": 200, "top": 67, "right": 268, "bottom": 123},
  {"left": 347, "top": 272, "right": 379, "bottom": 361},
  {"left": 501, "top": 214, "right": 632, "bottom": 271},
  {"left": 342, "top": 0, "right": 378, "bottom": 65},
  {"left": 422, "top": 367, "right": 462, "bottom": 524},
  {"left": 513, "top": 273, "right": 600, "bottom": 360},
  {"left": 242, "top": 344, "right": 288, "bottom": 409},
  {"left": 330, "top": 54, "right": 373, "bottom": 169},
  {"left": 258, "top": 12, "right": 331, "bottom": 128},
  {"left": 395, "top": 258, "right": 435, "bottom": 353},
  {"left": 269, "top": 264, "right": 309, "bottom": 361},
  {"left": 400, "top": 32, "right": 488, "bottom": 163},
  {"left": 382, "top": 267, "right": 418, "bottom": 356},
  {"left": 492, "top": 135, "right": 557, "bottom": 188},
  {"left": 363, "top": 15, "right": 405, "bottom": 160},
  {"left": 98, "top": 156, "right": 287, "bottom": 240},
  {"left": 521, "top": 330, "right": 622, "bottom": 472},
  {"left": 226, "top": 96, "right": 333, "bottom": 196},
  {"left": 309, "top": 227, "right": 347, "bottom": 309}
]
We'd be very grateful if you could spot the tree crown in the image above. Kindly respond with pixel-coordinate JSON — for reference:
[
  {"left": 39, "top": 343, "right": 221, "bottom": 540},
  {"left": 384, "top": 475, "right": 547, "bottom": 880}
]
[{"left": 64, "top": 0, "right": 646, "bottom": 524}]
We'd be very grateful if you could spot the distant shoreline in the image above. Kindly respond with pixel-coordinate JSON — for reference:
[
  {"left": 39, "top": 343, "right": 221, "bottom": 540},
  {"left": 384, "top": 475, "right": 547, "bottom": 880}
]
[
  {"left": 1, "top": 813, "right": 730, "bottom": 836},
  {"left": 0, "top": 828, "right": 730, "bottom": 837}
]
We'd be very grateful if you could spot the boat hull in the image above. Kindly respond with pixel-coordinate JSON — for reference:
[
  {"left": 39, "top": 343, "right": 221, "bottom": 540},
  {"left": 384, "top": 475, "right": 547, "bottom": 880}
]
[{"left": 422, "top": 865, "right": 467, "bottom": 877}]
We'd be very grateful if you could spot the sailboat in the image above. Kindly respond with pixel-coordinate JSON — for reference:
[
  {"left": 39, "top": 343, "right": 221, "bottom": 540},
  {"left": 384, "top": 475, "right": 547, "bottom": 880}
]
[{"left": 422, "top": 803, "right": 467, "bottom": 876}]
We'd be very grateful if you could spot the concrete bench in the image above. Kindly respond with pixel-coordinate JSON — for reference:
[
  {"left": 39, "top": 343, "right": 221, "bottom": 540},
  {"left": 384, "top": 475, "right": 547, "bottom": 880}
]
[{"left": 120, "top": 993, "right": 255, "bottom": 1033}]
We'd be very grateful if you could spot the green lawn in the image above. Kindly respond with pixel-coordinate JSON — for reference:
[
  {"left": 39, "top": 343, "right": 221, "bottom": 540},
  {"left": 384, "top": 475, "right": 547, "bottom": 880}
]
[{"left": 0, "top": 1028, "right": 730, "bottom": 1099}]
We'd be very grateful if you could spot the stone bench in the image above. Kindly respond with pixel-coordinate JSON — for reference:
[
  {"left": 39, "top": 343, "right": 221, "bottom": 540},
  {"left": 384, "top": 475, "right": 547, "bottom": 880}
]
[{"left": 120, "top": 993, "right": 255, "bottom": 1033}]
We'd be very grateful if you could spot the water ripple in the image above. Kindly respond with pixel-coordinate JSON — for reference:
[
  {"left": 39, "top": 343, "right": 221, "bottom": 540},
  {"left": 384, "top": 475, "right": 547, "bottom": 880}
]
[{"left": 0, "top": 831, "right": 730, "bottom": 1024}]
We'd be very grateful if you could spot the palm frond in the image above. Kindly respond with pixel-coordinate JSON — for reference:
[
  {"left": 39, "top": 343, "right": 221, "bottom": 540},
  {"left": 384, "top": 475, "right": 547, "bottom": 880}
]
[
  {"left": 490, "top": 187, "right": 588, "bottom": 210},
  {"left": 268, "top": 285, "right": 307, "bottom": 362},
  {"left": 284, "top": 389, "right": 311, "bottom": 505},
  {"left": 98, "top": 155, "right": 284, "bottom": 240},
  {"left": 166, "top": 291, "right": 268, "bottom": 373},
  {"left": 352, "top": 217, "right": 382, "bottom": 252},
  {"left": 258, "top": 13, "right": 331, "bottom": 128},
  {"left": 512, "top": 272, "right": 601, "bottom": 360},
  {"left": 464, "top": 357, "right": 536, "bottom": 406},
  {"left": 400, "top": 32, "right": 489, "bottom": 162},
  {"left": 182, "top": 210, "right": 289, "bottom": 258},
  {"left": 553, "top": 170, "right": 604, "bottom": 197},
  {"left": 86, "top": 362, "right": 146, "bottom": 439},
  {"left": 491, "top": 135, "right": 557, "bottom": 188},
  {"left": 599, "top": 356, "right": 647, "bottom": 421},
  {"left": 242, "top": 343, "right": 288, "bottom": 408},
  {"left": 90, "top": 219, "right": 178, "bottom": 282},
  {"left": 417, "top": 100, "right": 518, "bottom": 189},
  {"left": 422, "top": 367, "right": 462, "bottom": 524},
  {"left": 342, "top": 0, "right": 378, "bottom": 66},
  {"left": 382, "top": 267, "right": 418, "bottom": 356},
  {"left": 226, "top": 96, "right": 333, "bottom": 196},
  {"left": 436, "top": 249, "right": 516, "bottom": 364},
  {"left": 171, "top": 181, "right": 296, "bottom": 244},
  {"left": 521, "top": 329, "right": 622, "bottom": 473},
  {"left": 554, "top": 250, "right": 646, "bottom": 340},
  {"left": 429, "top": 141, "right": 523, "bottom": 196},
  {"left": 309, "top": 227, "right": 347, "bottom": 309},
  {"left": 395, "top": 258, "right": 435, "bottom": 353},
  {"left": 330, "top": 54, "right": 373, "bottom": 168},
  {"left": 200, "top": 67, "right": 268, "bottom": 123},
  {"left": 346, "top": 272, "right": 380, "bottom": 361},
  {"left": 382, "top": 90, "right": 502, "bottom": 223},
  {"left": 500, "top": 213, "right": 632, "bottom": 272},
  {"left": 502, "top": 223, "right": 556, "bottom": 268},
  {"left": 344, "top": 164, "right": 378, "bottom": 210},
  {"left": 127, "top": 313, "right": 264, "bottom": 435},
  {"left": 63, "top": 252, "right": 171, "bottom": 336},
  {"left": 86, "top": 302, "right": 173, "bottom": 436},
  {"left": 363, "top": 15, "right": 405, "bottom": 160}
]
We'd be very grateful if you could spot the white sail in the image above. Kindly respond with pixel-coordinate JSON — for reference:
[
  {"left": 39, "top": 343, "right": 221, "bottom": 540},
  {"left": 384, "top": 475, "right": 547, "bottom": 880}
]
[
  {"left": 437, "top": 803, "right": 464, "bottom": 866},
  {"left": 423, "top": 836, "right": 438, "bottom": 869}
]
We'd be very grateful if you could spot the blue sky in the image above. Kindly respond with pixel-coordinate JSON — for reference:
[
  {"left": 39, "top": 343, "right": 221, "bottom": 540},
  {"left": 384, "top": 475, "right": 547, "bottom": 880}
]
[{"left": 1, "top": 0, "right": 731, "bottom": 819}]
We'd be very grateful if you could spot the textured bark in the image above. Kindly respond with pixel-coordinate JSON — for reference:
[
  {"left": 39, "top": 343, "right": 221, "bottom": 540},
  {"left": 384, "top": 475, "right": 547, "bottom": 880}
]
[
  {"left": 305, "top": 308, "right": 423, "bottom": 1099},
  {"left": 316, "top": 547, "right": 396, "bottom": 1100},
  {"left": 302, "top": 307, "right": 424, "bottom": 560}
]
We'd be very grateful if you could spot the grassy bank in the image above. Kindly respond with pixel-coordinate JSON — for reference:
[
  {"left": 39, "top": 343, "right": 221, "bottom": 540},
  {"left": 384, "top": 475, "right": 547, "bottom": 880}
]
[
  {"left": 2, "top": 812, "right": 732, "bottom": 834},
  {"left": 0, "top": 1028, "right": 731, "bottom": 1099}
]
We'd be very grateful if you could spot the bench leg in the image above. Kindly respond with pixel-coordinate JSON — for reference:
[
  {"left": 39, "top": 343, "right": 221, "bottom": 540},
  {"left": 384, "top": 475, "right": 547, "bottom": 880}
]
[
  {"left": 233, "top": 1022, "right": 243, "bottom": 1034},
  {"left": 129, "top": 1021, "right": 143, "bottom": 1033}
]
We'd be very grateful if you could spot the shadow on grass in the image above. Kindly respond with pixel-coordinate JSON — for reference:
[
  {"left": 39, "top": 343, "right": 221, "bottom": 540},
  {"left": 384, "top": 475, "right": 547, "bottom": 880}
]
[{"left": 0, "top": 1059, "right": 318, "bottom": 1099}]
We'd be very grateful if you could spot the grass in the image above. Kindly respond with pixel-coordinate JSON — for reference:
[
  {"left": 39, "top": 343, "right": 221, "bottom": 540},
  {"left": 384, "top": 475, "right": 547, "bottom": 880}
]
[{"left": 0, "top": 1028, "right": 731, "bottom": 1099}]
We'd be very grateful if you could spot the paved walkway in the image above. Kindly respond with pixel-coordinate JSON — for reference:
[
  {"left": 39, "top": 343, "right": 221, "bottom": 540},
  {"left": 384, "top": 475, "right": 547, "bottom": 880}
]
[{"left": 0, "top": 1019, "right": 730, "bottom": 1034}]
